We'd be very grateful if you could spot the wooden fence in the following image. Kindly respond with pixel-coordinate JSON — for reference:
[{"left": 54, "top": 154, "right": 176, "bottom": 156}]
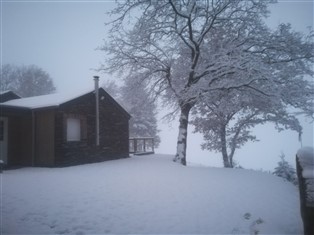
[
  {"left": 129, "top": 137, "right": 154, "bottom": 155},
  {"left": 296, "top": 148, "right": 314, "bottom": 235}
]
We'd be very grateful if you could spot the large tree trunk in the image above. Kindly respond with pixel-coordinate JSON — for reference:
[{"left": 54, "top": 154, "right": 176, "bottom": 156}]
[
  {"left": 173, "top": 104, "right": 192, "bottom": 166},
  {"left": 220, "top": 126, "right": 232, "bottom": 168}
]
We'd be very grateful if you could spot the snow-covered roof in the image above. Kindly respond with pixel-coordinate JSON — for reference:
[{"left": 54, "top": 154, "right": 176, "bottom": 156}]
[
  {"left": 0, "top": 88, "right": 94, "bottom": 109},
  {"left": 0, "top": 90, "right": 12, "bottom": 95},
  {"left": 0, "top": 90, "right": 21, "bottom": 103},
  {"left": 0, "top": 90, "right": 20, "bottom": 96}
]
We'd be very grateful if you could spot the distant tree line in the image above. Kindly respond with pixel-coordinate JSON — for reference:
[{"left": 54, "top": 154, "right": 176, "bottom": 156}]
[{"left": 1, "top": 64, "right": 56, "bottom": 97}]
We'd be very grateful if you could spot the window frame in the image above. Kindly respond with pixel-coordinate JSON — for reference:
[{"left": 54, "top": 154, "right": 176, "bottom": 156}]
[
  {"left": 66, "top": 117, "right": 81, "bottom": 142},
  {"left": 64, "top": 114, "right": 87, "bottom": 143}
]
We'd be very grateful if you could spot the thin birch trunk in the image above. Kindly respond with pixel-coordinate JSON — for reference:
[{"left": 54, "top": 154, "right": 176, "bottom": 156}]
[
  {"left": 220, "top": 125, "right": 232, "bottom": 168},
  {"left": 173, "top": 105, "right": 191, "bottom": 166}
]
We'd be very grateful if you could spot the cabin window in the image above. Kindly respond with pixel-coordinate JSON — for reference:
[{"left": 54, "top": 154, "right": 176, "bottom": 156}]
[{"left": 66, "top": 118, "right": 81, "bottom": 141}]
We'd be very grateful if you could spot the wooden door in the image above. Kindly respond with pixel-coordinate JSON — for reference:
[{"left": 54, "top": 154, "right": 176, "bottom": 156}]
[{"left": 0, "top": 117, "right": 8, "bottom": 164}]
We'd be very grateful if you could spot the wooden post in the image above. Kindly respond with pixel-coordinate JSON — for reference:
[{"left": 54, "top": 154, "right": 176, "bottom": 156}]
[
  {"left": 31, "top": 110, "right": 36, "bottom": 166},
  {"left": 143, "top": 139, "right": 146, "bottom": 152},
  {"left": 296, "top": 154, "right": 314, "bottom": 235},
  {"left": 129, "top": 139, "right": 133, "bottom": 153},
  {"left": 134, "top": 138, "right": 137, "bottom": 153}
]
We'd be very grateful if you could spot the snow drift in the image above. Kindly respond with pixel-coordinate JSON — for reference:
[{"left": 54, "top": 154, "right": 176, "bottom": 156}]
[{"left": 1, "top": 154, "right": 302, "bottom": 234}]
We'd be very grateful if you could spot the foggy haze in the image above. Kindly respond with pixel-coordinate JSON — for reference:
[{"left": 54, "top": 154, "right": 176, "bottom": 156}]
[{"left": 1, "top": 0, "right": 313, "bottom": 171}]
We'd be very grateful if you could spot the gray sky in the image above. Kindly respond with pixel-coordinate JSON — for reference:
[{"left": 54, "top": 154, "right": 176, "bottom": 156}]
[{"left": 1, "top": 0, "right": 313, "bottom": 170}]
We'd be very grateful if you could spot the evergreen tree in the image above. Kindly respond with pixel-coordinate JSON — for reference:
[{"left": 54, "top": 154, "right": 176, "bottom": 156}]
[
  {"left": 103, "top": 79, "right": 160, "bottom": 147},
  {"left": 273, "top": 153, "right": 297, "bottom": 185},
  {"left": 121, "top": 78, "right": 160, "bottom": 147}
]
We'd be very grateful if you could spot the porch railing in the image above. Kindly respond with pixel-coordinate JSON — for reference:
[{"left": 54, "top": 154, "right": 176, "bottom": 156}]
[{"left": 129, "top": 137, "right": 154, "bottom": 155}]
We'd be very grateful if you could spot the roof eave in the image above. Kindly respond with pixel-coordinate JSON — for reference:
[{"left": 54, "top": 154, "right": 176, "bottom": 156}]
[{"left": 0, "top": 104, "right": 58, "bottom": 111}]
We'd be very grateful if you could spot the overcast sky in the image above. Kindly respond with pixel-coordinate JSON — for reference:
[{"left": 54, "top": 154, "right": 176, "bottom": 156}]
[{"left": 1, "top": 0, "right": 313, "bottom": 170}]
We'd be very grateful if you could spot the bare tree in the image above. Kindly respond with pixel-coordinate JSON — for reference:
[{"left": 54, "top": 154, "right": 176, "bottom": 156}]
[
  {"left": 1, "top": 64, "right": 56, "bottom": 97},
  {"left": 188, "top": 22, "right": 313, "bottom": 168},
  {"left": 101, "top": 0, "right": 313, "bottom": 165},
  {"left": 191, "top": 87, "right": 309, "bottom": 168}
]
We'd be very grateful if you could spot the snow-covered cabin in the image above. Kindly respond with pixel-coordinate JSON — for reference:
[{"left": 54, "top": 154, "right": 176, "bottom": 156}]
[{"left": 0, "top": 87, "right": 131, "bottom": 167}]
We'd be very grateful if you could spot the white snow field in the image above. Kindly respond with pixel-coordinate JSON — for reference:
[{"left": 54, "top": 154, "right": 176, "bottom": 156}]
[{"left": 1, "top": 154, "right": 302, "bottom": 234}]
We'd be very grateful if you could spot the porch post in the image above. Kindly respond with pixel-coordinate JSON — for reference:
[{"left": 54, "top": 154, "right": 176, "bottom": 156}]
[
  {"left": 152, "top": 138, "right": 155, "bottom": 153},
  {"left": 134, "top": 138, "right": 137, "bottom": 153}
]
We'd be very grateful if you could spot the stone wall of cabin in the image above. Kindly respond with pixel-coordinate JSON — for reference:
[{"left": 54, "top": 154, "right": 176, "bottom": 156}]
[{"left": 54, "top": 91, "right": 129, "bottom": 166}]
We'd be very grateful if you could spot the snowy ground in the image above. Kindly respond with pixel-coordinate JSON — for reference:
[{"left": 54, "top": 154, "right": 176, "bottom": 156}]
[{"left": 1, "top": 154, "right": 302, "bottom": 234}]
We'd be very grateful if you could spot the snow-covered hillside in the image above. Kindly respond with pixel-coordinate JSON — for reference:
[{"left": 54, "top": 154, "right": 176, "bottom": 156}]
[{"left": 1, "top": 154, "right": 302, "bottom": 234}]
